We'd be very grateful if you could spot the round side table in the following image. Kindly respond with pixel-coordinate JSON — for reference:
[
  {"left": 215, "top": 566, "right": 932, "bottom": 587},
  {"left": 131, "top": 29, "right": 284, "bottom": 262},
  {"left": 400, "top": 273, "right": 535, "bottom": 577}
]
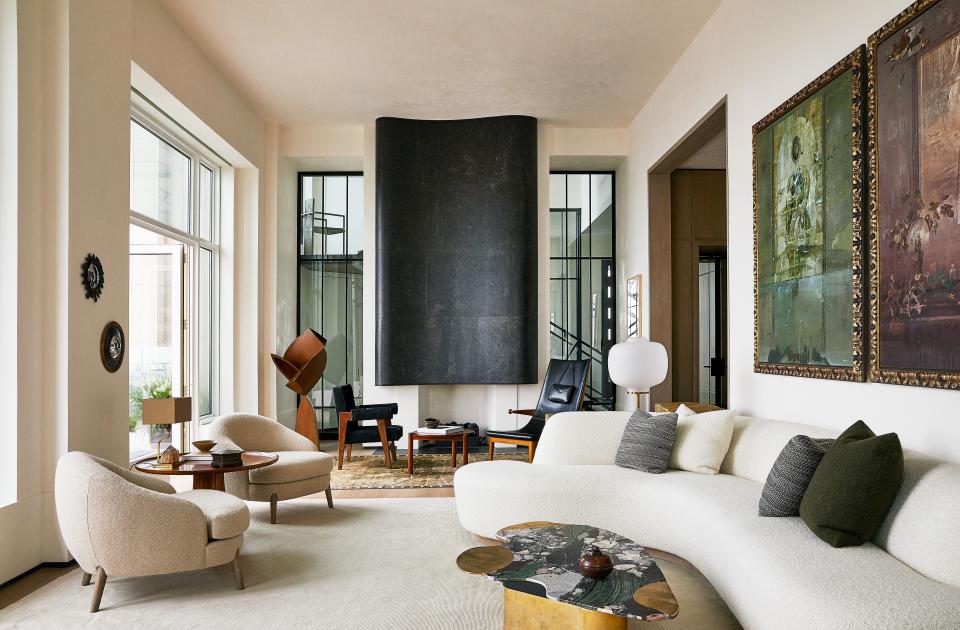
[{"left": 134, "top": 451, "right": 279, "bottom": 491}]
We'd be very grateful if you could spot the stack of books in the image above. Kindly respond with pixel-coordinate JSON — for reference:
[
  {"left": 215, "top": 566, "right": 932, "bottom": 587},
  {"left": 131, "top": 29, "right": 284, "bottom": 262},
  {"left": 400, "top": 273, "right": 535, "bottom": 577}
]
[
  {"left": 211, "top": 448, "right": 243, "bottom": 468},
  {"left": 418, "top": 425, "right": 464, "bottom": 435}
]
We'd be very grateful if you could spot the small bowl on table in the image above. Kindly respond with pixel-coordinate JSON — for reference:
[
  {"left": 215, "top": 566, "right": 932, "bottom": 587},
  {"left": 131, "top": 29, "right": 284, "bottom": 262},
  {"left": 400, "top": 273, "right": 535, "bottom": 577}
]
[{"left": 192, "top": 440, "right": 217, "bottom": 453}]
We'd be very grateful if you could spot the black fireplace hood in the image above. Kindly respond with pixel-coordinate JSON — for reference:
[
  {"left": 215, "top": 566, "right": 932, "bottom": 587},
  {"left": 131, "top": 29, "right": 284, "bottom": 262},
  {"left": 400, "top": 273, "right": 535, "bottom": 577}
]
[{"left": 375, "top": 115, "right": 538, "bottom": 385}]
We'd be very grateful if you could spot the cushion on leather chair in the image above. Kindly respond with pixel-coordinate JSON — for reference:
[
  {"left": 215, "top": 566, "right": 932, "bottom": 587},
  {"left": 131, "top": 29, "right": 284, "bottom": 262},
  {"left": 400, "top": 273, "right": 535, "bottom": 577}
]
[
  {"left": 178, "top": 489, "right": 250, "bottom": 540},
  {"left": 349, "top": 405, "right": 399, "bottom": 421},
  {"left": 248, "top": 451, "right": 334, "bottom": 485},
  {"left": 486, "top": 429, "right": 538, "bottom": 441},
  {"left": 345, "top": 425, "right": 403, "bottom": 444}
]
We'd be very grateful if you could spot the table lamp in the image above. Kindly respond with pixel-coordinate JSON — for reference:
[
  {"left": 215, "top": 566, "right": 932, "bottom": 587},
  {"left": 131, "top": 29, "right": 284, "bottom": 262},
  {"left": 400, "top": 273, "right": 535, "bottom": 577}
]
[
  {"left": 607, "top": 337, "right": 668, "bottom": 410},
  {"left": 142, "top": 396, "right": 192, "bottom": 469}
]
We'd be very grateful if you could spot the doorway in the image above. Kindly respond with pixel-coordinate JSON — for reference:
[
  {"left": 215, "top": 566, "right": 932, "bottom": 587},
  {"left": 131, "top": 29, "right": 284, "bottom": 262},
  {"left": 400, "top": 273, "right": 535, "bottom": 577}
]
[{"left": 647, "top": 101, "right": 729, "bottom": 408}]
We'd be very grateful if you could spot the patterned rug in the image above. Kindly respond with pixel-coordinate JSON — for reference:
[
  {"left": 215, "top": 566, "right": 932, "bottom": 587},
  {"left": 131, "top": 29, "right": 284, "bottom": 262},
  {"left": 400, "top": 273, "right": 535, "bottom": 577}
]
[{"left": 330, "top": 453, "right": 529, "bottom": 489}]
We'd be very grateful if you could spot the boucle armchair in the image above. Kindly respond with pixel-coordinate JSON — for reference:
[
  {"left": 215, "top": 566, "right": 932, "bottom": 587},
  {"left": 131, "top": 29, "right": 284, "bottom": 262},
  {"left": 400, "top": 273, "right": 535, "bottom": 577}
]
[
  {"left": 208, "top": 413, "right": 335, "bottom": 523},
  {"left": 54, "top": 452, "right": 249, "bottom": 613}
]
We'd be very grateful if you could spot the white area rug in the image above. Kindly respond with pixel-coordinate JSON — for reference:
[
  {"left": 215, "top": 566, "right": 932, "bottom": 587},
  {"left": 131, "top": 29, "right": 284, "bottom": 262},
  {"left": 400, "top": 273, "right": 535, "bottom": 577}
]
[{"left": 0, "top": 498, "right": 739, "bottom": 629}]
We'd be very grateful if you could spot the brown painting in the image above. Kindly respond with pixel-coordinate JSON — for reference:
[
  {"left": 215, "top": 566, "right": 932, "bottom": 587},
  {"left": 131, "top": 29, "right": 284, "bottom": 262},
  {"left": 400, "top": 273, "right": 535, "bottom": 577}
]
[{"left": 869, "top": 0, "right": 960, "bottom": 388}]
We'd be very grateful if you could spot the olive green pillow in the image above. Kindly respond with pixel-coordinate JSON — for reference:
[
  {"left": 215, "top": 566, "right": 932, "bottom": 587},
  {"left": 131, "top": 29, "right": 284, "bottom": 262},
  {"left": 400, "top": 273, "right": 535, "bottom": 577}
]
[{"left": 799, "top": 420, "right": 903, "bottom": 548}]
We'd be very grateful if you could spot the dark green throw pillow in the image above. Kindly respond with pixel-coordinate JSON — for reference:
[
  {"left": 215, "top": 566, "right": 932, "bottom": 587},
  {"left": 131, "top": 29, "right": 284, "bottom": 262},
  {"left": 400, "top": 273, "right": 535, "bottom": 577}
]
[{"left": 799, "top": 420, "right": 903, "bottom": 548}]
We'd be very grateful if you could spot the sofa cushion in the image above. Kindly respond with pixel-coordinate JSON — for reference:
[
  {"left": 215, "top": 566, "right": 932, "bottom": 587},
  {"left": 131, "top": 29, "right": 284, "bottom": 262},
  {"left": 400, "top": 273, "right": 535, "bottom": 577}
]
[
  {"left": 669, "top": 408, "right": 736, "bottom": 474},
  {"left": 759, "top": 435, "right": 833, "bottom": 517},
  {"left": 615, "top": 409, "right": 677, "bottom": 473},
  {"left": 800, "top": 421, "right": 904, "bottom": 547},
  {"left": 178, "top": 489, "right": 249, "bottom": 540},
  {"left": 248, "top": 450, "right": 334, "bottom": 485}
]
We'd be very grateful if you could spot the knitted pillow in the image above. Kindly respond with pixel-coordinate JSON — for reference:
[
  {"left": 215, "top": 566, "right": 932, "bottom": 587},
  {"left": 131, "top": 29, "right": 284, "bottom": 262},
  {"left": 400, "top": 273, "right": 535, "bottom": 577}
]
[
  {"left": 615, "top": 410, "right": 678, "bottom": 474},
  {"left": 759, "top": 435, "right": 834, "bottom": 517}
]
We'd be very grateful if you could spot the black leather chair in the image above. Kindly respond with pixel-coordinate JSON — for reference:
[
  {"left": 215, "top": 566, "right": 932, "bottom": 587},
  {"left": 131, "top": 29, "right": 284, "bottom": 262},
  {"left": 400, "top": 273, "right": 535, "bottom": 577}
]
[
  {"left": 332, "top": 384, "right": 402, "bottom": 469},
  {"left": 486, "top": 359, "right": 591, "bottom": 463}
]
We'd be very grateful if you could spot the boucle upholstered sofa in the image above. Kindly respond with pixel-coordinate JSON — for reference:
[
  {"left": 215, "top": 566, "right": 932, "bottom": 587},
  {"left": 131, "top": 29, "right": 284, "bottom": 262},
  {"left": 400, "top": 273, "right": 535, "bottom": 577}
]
[
  {"left": 454, "top": 412, "right": 960, "bottom": 629},
  {"left": 55, "top": 452, "right": 249, "bottom": 612},
  {"left": 209, "top": 413, "right": 335, "bottom": 524}
]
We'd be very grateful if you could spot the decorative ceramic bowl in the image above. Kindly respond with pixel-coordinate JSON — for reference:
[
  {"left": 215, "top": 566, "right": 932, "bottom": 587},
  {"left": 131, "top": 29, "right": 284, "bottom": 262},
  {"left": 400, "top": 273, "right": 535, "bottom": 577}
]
[
  {"left": 579, "top": 546, "right": 614, "bottom": 579},
  {"left": 424, "top": 418, "right": 440, "bottom": 429},
  {"left": 192, "top": 440, "right": 217, "bottom": 453}
]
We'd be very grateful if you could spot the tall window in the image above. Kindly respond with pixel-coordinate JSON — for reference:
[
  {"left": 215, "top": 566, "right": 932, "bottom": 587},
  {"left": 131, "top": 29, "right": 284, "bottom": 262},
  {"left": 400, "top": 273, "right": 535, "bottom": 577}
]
[
  {"left": 549, "top": 172, "right": 616, "bottom": 409},
  {"left": 128, "top": 101, "right": 221, "bottom": 460},
  {"left": 298, "top": 172, "right": 363, "bottom": 440}
]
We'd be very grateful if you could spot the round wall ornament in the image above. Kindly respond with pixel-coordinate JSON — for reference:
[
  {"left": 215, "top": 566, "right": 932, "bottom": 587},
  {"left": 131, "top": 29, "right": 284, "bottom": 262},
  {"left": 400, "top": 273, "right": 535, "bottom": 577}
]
[
  {"left": 81, "top": 253, "right": 105, "bottom": 302},
  {"left": 100, "top": 321, "right": 125, "bottom": 373}
]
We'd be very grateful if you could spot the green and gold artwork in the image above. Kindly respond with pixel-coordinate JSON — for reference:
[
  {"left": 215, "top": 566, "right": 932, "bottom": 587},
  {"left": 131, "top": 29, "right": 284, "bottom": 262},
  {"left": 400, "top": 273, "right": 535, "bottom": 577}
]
[{"left": 753, "top": 46, "right": 865, "bottom": 381}]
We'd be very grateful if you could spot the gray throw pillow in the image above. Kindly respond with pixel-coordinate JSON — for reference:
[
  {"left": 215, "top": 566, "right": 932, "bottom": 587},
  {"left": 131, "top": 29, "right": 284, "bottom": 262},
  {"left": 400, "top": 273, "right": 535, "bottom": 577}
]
[
  {"left": 759, "top": 435, "right": 834, "bottom": 517},
  {"left": 615, "top": 410, "right": 678, "bottom": 474}
]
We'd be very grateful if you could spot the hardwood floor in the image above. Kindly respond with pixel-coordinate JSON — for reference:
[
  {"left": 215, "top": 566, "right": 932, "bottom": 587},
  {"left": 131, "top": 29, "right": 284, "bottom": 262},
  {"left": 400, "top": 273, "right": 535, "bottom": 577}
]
[{"left": 0, "top": 564, "right": 77, "bottom": 611}]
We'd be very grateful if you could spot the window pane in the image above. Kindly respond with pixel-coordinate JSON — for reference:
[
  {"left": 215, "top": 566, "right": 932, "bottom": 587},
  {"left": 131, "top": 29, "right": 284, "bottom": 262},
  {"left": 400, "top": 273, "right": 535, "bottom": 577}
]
[
  {"left": 198, "top": 247, "right": 215, "bottom": 416},
  {"left": 550, "top": 173, "right": 566, "bottom": 208},
  {"left": 347, "top": 176, "right": 363, "bottom": 255},
  {"left": 199, "top": 165, "right": 214, "bottom": 241},
  {"left": 322, "top": 176, "right": 346, "bottom": 256},
  {"left": 300, "top": 176, "right": 321, "bottom": 256},
  {"left": 130, "top": 120, "right": 190, "bottom": 232}
]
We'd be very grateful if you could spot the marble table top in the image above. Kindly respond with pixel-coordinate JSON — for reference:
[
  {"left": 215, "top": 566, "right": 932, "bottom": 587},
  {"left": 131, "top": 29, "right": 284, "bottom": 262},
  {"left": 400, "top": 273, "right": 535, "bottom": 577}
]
[{"left": 456, "top": 521, "right": 679, "bottom": 621}]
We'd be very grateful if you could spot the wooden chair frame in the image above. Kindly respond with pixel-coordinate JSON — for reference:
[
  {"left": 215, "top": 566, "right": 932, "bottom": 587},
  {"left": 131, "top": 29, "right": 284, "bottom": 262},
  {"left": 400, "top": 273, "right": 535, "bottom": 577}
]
[{"left": 337, "top": 412, "right": 398, "bottom": 470}]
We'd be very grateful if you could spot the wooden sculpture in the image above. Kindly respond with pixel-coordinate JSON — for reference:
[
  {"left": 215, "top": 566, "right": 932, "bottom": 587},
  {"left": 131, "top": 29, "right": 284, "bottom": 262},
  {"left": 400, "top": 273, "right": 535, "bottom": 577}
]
[{"left": 272, "top": 329, "right": 327, "bottom": 447}]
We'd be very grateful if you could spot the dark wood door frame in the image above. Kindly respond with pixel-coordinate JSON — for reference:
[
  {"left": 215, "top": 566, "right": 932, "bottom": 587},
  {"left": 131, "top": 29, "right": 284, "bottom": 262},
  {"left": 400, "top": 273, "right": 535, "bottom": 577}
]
[{"left": 647, "top": 99, "right": 727, "bottom": 406}]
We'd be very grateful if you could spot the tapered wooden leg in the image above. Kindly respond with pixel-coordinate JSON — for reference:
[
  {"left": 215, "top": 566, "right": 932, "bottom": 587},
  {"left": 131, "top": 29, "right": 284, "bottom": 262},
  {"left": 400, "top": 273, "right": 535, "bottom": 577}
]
[
  {"left": 232, "top": 551, "right": 244, "bottom": 590},
  {"left": 488, "top": 439, "right": 495, "bottom": 461},
  {"left": 376, "top": 420, "right": 392, "bottom": 468},
  {"left": 325, "top": 486, "right": 334, "bottom": 509},
  {"left": 390, "top": 442, "right": 397, "bottom": 462},
  {"left": 408, "top": 432, "right": 415, "bottom": 474},
  {"left": 528, "top": 441, "right": 537, "bottom": 463},
  {"left": 346, "top": 444, "right": 352, "bottom": 462},
  {"left": 89, "top": 567, "right": 106, "bottom": 613},
  {"left": 461, "top": 432, "right": 469, "bottom": 466},
  {"left": 451, "top": 439, "right": 457, "bottom": 467},
  {"left": 80, "top": 571, "right": 92, "bottom": 586},
  {"left": 270, "top": 493, "right": 278, "bottom": 524}
]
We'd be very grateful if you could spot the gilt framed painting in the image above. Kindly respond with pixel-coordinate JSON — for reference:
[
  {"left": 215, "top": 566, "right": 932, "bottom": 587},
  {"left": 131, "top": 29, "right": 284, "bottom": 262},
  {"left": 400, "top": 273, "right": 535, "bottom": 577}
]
[
  {"left": 869, "top": 0, "right": 960, "bottom": 388},
  {"left": 753, "top": 46, "right": 866, "bottom": 381}
]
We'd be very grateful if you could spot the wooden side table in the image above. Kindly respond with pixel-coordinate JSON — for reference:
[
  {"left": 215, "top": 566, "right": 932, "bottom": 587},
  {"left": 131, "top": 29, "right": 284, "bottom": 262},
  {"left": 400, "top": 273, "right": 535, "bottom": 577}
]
[
  {"left": 134, "top": 452, "right": 279, "bottom": 491},
  {"left": 406, "top": 430, "right": 473, "bottom": 474},
  {"left": 654, "top": 402, "right": 723, "bottom": 414}
]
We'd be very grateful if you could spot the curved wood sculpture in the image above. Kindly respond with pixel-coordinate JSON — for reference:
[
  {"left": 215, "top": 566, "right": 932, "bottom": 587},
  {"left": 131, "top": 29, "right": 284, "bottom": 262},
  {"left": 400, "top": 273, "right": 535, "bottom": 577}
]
[{"left": 272, "top": 329, "right": 327, "bottom": 447}]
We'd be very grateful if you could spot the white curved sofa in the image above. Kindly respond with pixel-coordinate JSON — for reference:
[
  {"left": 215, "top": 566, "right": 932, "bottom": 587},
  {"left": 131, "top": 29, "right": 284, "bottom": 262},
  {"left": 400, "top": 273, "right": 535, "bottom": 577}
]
[{"left": 454, "top": 412, "right": 960, "bottom": 629}]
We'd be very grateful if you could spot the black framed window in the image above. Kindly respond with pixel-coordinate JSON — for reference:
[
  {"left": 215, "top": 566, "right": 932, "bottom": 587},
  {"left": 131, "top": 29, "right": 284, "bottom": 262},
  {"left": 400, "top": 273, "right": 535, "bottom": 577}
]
[
  {"left": 297, "top": 172, "right": 363, "bottom": 439},
  {"left": 549, "top": 172, "right": 616, "bottom": 409}
]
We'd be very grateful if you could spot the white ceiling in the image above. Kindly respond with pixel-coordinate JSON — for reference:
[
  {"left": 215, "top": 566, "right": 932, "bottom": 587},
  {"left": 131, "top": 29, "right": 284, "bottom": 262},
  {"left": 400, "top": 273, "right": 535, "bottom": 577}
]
[{"left": 158, "top": 0, "right": 721, "bottom": 127}]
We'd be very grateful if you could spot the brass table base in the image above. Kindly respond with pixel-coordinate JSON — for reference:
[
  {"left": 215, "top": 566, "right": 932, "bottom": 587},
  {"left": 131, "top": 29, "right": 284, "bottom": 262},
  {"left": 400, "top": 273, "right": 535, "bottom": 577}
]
[{"left": 504, "top": 588, "right": 626, "bottom": 630}]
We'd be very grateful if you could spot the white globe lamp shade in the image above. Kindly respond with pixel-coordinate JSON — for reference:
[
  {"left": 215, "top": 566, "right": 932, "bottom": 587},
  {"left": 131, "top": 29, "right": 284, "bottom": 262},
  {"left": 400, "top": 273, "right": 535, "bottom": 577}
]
[{"left": 608, "top": 337, "right": 668, "bottom": 402}]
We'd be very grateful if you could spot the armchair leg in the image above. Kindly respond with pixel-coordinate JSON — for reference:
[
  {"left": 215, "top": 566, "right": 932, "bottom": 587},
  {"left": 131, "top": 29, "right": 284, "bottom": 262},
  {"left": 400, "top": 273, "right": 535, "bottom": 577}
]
[
  {"left": 346, "top": 444, "right": 352, "bottom": 462},
  {"left": 488, "top": 439, "right": 495, "bottom": 461},
  {"left": 337, "top": 440, "right": 345, "bottom": 470},
  {"left": 232, "top": 551, "right": 245, "bottom": 590},
  {"left": 90, "top": 567, "right": 106, "bottom": 613},
  {"left": 325, "top": 486, "right": 334, "bottom": 509},
  {"left": 376, "top": 420, "right": 392, "bottom": 468},
  {"left": 80, "top": 571, "right": 92, "bottom": 586},
  {"left": 390, "top": 442, "right": 397, "bottom": 462},
  {"left": 529, "top": 441, "right": 537, "bottom": 463},
  {"left": 270, "top": 493, "right": 278, "bottom": 524}
]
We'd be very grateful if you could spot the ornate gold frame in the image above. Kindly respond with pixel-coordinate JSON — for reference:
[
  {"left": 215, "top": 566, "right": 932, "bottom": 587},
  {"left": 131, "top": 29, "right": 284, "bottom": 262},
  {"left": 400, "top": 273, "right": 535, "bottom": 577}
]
[
  {"left": 752, "top": 46, "right": 866, "bottom": 381},
  {"left": 867, "top": 0, "right": 960, "bottom": 389}
]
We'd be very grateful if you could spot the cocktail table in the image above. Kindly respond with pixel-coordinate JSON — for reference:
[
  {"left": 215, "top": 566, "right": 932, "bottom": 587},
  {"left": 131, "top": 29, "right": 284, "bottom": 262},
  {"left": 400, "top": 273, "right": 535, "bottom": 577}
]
[
  {"left": 134, "top": 451, "right": 279, "bottom": 491},
  {"left": 457, "top": 521, "right": 679, "bottom": 629},
  {"left": 407, "top": 429, "right": 474, "bottom": 474}
]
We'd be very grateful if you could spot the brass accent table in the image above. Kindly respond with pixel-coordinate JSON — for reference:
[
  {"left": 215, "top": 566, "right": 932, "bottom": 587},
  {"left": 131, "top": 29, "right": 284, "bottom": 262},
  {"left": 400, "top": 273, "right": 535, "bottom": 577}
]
[{"left": 457, "top": 522, "right": 679, "bottom": 629}]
